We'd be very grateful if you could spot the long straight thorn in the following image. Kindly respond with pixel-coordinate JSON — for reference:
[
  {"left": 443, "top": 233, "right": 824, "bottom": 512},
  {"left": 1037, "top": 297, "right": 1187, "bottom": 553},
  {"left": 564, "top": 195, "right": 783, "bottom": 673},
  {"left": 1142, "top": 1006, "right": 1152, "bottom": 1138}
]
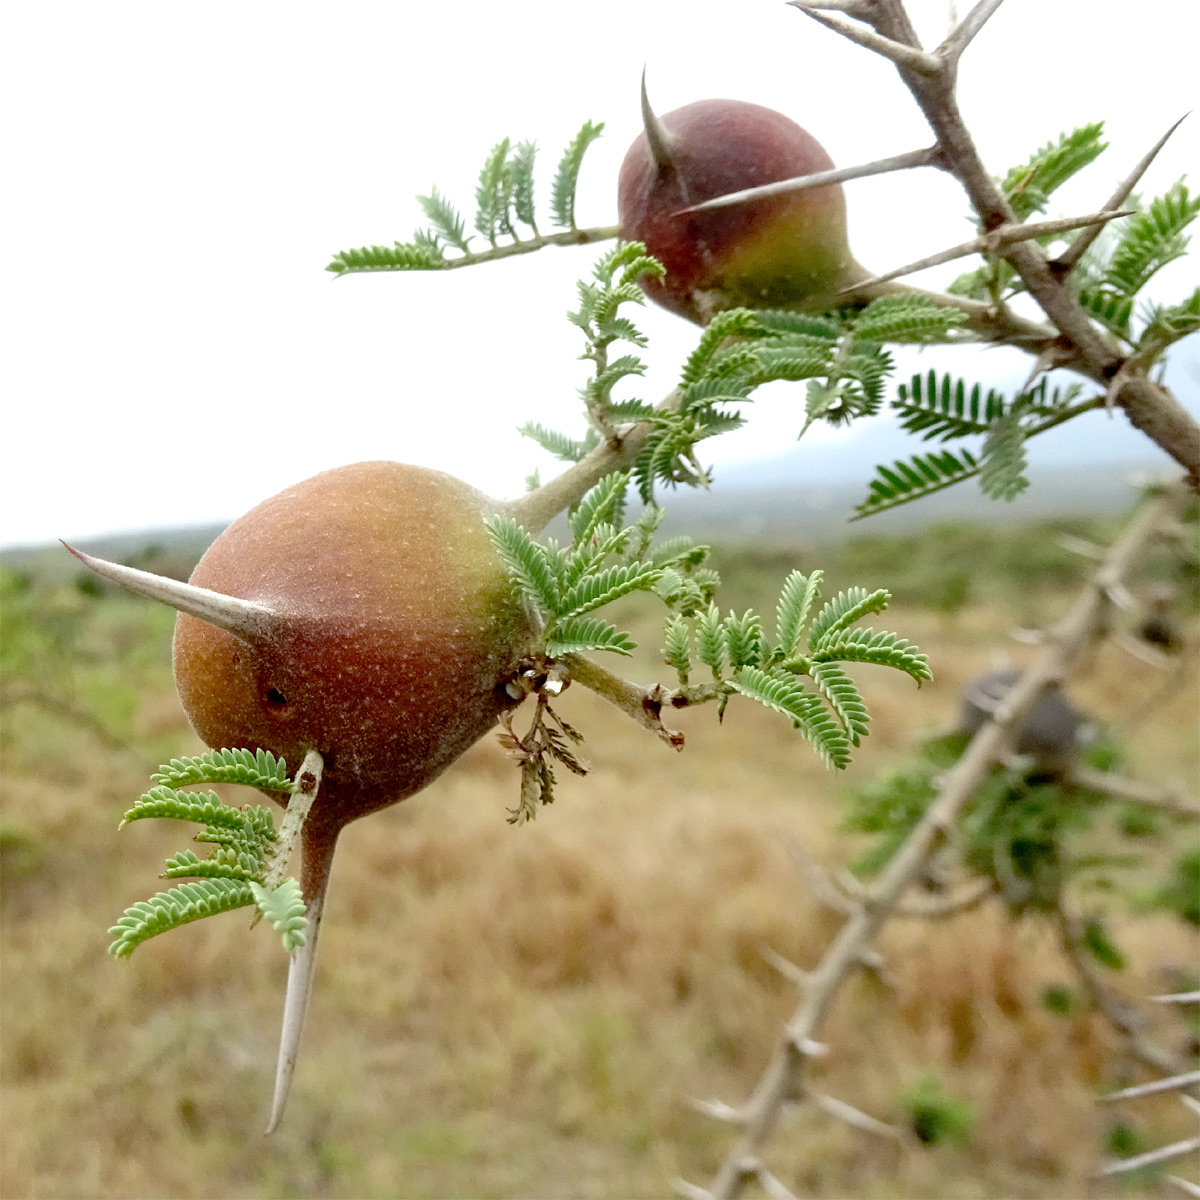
[
  {"left": 678, "top": 147, "right": 940, "bottom": 215},
  {"left": 61, "top": 542, "right": 275, "bottom": 642},
  {"left": 1055, "top": 113, "right": 1190, "bottom": 273},
  {"left": 841, "top": 211, "right": 1131, "bottom": 293}
]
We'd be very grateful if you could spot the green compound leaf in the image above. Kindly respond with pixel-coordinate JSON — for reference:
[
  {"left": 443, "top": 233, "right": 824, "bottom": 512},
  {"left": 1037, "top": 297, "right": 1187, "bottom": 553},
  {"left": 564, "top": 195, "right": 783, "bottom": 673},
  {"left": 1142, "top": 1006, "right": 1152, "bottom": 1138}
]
[
  {"left": 546, "top": 616, "right": 636, "bottom": 657},
  {"left": 1077, "top": 285, "right": 1134, "bottom": 335},
  {"left": 475, "top": 137, "right": 515, "bottom": 245},
  {"left": 681, "top": 309, "right": 772, "bottom": 385},
  {"left": 121, "top": 786, "right": 278, "bottom": 841},
  {"left": 1102, "top": 180, "right": 1198, "bottom": 299},
  {"left": 325, "top": 241, "right": 447, "bottom": 275},
  {"left": 808, "top": 587, "right": 891, "bottom": 650},
  {"left": 416, "top": 186, "right": 472, "bottom": 253},
  {"left": 979, "top": 410, "right": 1029, "bottom": 501},
  {"left": 485, "top": 516, "right": 561, "bottom": 613},
  {"left": 855, "top": 448, "right": 980, "bottom": 519},
  {"left": 162, "top": 847, "right": 262, "bottom": 882},
  {"left": 569, "top": 473, "right": 629, "bottom": 545},
  {"left": 556, "top": 561, "right": 661, "bottom": 620},
  {"left": 510, "top": 139, "right": 539, "bottom": 232},
  {"left": 696, "top": 604, "right": 727, "bottom": 678},
  {"left": 520, "top": 422, "right": 600, "bottom": 463},
  {"left": 1000, "top": 123, "right": 1107, "bottom": 221},
  {"left": 722, "top": 610, "right": 765, "bottom": 670},
  {"left": 775, "top": 569, "right": 824, "bottom": 659},
  {"left": 731, "top": 667, "right": 852, "bottom": 770},
  {"left": 811, "top": 660, "right": 870, "bottom": 745},
  {"left": 110, "top": 758, "right": 313, "bottom": 958},
  {"left": 893, "top": 371, "right": 1007, "bottom": 441},
  {"left": 551, "top": 120, "right": 604, "bottom": 229},
  {"left": 814, "top": 627, "right": 932, "bottom": 685},
  {"left": 1139, "top": 284, "right": 1200, "bottom": 351},
  {"left": 852, "top": 295, "right": 968, "bottom": 343},
  {"left": 151, "top": 747, "right": 293, "bottom": 793},
  {"left": 753, "top": 309, "right": 843, "bottom": 339},
  {"left": 663, "top": 613, "right": 692, "bottom": 680},
  {"left": 250, "top": 879, "right": 309, "bottom": 954},
  {"left": 108, "top": 878, "right": 257, "bottom": 958}
]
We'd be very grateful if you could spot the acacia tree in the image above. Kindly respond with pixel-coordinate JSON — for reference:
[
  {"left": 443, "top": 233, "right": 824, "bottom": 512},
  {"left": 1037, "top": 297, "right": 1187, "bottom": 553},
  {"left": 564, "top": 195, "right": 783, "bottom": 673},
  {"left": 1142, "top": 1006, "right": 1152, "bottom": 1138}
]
[{"left": 78, "top": 0, "right": 1197, "bottom": 1186}]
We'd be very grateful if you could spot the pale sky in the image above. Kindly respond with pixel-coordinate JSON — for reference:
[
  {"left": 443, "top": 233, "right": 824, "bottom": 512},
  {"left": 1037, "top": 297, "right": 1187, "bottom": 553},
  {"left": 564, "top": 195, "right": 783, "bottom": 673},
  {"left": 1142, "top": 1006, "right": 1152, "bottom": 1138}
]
[{"left": 3, "top": 1, "right": 1196, "bottom": 547}]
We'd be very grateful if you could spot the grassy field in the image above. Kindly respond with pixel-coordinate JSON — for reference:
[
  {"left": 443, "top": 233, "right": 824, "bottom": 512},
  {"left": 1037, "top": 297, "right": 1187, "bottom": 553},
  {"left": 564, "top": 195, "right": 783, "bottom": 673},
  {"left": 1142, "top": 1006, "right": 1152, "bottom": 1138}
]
[{"left": 2, "top": 513, "right": 1197, "bottom": 1199}]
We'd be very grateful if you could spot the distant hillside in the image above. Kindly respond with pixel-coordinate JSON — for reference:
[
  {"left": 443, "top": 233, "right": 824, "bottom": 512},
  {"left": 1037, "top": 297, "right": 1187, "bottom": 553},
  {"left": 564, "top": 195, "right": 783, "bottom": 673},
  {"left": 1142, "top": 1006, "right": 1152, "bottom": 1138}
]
[{"left": 2, "top": 456, "right": 1162, "bottom": 586}]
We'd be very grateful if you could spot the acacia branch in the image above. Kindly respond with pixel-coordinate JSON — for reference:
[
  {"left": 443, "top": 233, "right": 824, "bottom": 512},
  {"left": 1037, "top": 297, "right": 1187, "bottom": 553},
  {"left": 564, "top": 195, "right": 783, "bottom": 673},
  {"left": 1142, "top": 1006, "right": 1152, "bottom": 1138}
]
[
  {"left": 330, "top": 224, "right": 622, "bottom": 276},
  {"left": 1054, "top": 905, "right": 1184, "bottom": 1078},
  {"left": 500, "top": 389, "right": 679, "bottom": 534},
  {"left": 701, "top": 478, "right": 1190, "bottom": 1200},
  {"left": 558, "top": 651, "right": 723, "bottom": 749},
  {"left": 789, "top": 0, "right": 1200, "bottom": 481}
]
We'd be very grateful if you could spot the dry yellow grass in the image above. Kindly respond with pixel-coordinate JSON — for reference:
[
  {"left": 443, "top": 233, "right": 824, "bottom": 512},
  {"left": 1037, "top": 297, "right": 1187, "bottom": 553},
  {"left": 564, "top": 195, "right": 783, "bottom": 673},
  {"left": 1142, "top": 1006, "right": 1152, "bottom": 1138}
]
[{"left": 2, "top": 560, "right": 1197, "bottom": 1199}]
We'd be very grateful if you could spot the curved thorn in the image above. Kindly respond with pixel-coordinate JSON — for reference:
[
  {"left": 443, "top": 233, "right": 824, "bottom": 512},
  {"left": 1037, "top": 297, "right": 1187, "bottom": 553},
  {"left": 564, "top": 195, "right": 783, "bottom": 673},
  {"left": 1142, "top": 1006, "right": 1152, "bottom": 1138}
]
[
  {"left": 640, "top": 68, "right": 676, "bottom": 174},
  {"left": 61, "top": 541, "right": 275, "bottom": 641}
]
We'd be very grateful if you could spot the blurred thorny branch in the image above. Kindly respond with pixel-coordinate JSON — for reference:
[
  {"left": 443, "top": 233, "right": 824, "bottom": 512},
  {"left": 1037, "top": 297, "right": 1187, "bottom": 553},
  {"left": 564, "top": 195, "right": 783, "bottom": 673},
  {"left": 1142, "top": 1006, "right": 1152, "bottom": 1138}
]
[{"left": 681, "top": 477, "right": 1195, "bottom": 1200}]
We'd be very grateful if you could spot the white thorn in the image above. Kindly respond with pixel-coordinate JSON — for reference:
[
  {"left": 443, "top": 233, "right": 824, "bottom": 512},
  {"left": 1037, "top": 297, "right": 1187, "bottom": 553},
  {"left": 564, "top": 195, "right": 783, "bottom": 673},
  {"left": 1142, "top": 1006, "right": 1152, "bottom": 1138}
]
[
  {"left": 62, "top": 542, "right": 275, "bottom": 641},
  {"left": 265, "top": 883, "right": 325, "bottom": 1135}
]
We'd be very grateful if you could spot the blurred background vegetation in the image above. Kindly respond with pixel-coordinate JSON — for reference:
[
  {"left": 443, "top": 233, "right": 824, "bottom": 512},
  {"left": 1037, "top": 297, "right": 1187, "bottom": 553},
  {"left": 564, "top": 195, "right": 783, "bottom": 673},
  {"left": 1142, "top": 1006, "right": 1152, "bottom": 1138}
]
[{"left": 2, "top": 496, "right": 1196, "bottom": 1199}]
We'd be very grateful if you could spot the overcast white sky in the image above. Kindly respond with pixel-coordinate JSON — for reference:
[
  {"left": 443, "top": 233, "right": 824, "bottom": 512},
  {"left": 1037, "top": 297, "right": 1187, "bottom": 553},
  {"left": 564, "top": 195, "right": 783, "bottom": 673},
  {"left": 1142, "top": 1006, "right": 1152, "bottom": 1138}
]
[{"left": 3, "top": 1, "right": 1196, "bottom": 547}]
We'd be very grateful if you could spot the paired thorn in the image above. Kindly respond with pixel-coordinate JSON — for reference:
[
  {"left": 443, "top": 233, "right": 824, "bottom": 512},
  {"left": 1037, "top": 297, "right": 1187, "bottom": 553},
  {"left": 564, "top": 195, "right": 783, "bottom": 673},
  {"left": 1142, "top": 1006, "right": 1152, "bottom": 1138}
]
[
  {"left": 61, "top": 542, "right": 275, "bottom": 642},
  {"left": 839, "top": 210, "right": 1131, "bottom": 294},
  {"left": 676, "top": 146, "right": 940, "bottom": 217},
  {"left": 790, "top": 4, "right": 940, "bottom": 75},
  {"left": 793, "top": 0, "right": 1006, "bottom": 76}
]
